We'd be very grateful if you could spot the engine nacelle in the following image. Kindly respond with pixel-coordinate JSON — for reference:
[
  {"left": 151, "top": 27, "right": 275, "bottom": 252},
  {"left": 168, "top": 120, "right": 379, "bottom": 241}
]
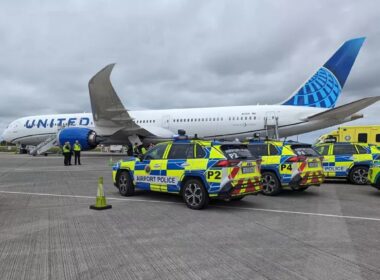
[{"left": 58, "top": 127, "right": 98, "bottom": 150}]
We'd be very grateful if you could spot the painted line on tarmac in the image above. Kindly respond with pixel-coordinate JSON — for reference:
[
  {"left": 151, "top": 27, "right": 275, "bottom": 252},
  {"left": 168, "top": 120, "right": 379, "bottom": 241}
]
[
  {"left": 2, "top": 168, "right": 111, "bottom": 173},
  {"left": 0, "top": 190, "right": 380, "bottom": 222},
  {"left": 0, "top": 190, "right": 183, "bottom": 205}
]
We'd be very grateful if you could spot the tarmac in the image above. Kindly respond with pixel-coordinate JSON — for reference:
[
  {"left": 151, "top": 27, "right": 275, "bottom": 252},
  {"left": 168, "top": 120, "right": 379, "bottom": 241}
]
[{"left": 0, "top": 153, "right": 380, "bottom": 280}]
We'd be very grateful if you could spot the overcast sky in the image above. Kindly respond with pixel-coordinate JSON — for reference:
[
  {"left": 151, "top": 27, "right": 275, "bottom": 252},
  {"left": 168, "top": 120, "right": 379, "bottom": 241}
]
[{"left": 0, "top": 0, "right": 379, "bottom": 142}]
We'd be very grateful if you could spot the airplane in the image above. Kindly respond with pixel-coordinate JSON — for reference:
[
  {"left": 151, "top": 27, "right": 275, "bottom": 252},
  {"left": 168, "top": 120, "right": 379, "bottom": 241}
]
[{"left": 2, "top": 37, "right": 380, "bottom": 155}]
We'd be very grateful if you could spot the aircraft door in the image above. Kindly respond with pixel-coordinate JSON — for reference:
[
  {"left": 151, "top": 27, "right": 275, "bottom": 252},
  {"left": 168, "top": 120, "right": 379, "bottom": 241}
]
[
  {"left": 162, "top": 115, "right": 171, "bottom": 129},
  {"left": 264, "top": 111, "right": 279, "bottom": 139}
]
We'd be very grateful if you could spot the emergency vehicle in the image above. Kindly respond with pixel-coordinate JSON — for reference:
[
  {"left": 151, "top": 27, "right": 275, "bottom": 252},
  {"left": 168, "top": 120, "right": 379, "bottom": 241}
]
[
  {"left": 314, "top": 140, "right": 380, "bottom": 184},
  {"left": 112, "top": 131, "right": 262, "bottom": 209},
  {"left": 368, "top": 158, "right": 380, "bottom": 189},
  {"left": 316, "top": 126, "right": 380, "bottom": 147},
  {"left": 246, "top": 139, "right": 324, "bottom": 195}
]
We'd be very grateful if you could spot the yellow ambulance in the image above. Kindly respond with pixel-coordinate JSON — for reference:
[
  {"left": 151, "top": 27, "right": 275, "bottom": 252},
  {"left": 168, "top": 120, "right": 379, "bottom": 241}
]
[{"left": 316, "top": 125, "right": 380, "bottom": 147}]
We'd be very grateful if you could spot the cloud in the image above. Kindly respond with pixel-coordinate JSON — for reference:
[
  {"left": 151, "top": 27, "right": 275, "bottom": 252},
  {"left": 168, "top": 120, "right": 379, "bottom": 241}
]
[{"left": 0, "top": 0, "right": 379, "bottom": 144}]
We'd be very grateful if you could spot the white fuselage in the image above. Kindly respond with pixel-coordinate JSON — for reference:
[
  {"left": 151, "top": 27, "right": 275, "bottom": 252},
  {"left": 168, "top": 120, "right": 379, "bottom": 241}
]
[{"left": 2, "top": 104, "right": 340, "bottom": 146}]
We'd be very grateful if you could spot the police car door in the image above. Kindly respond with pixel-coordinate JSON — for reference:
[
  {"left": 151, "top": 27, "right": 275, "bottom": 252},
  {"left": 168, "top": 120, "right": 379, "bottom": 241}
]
[
  {"left": 136, "top": 144, "right": 168, "bottom": 192},
  {"left": 315, "top": 144, "right": 334, "bottom": 177},
  {"left": 161, "top": 143, "right": 195, "bottom": 193},
  {"left": 332, "top": 144, "right": 358, "bottom": 177}
]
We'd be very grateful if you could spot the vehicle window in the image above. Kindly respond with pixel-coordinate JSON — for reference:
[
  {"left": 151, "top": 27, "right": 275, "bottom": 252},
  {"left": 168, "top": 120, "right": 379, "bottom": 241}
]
[
  {"left": 333, "top": 144, "right": 357, "bottom": 155},
  {"left": 248, "top": 144, "right": 268, "bottom": 157},
  {"left": 376, "top": 134, "right": 380, "bottom": 143},
  {"left": 355, "top": 145, "right": 368, "bottom": 154},
  {"left": 269, "top": 144, "right": 279, "bottom": 155},
  {"left": 315, "top": 145, "right": 329, "bottom": 155},
  {"left": 195, "top": 144, "right": 206, "bottom": 158},
  {"left": 291, "top": 145, "right": 319, "bottom": 157},
  {"left": 358, "top": 133, "right": 367, "bottom": 143},
  {"left": 143, "top": 144, "right": 168, "bottom": 160},
  {"left": 220, "top": 144, "right": 253, "bottom": 160},
  {"left": 167, "top": 144, "right": 194, "bottom": 159}
]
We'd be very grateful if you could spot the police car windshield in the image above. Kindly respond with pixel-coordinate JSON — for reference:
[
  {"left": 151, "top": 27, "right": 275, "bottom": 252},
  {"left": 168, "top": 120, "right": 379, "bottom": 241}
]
[
  {"left": 220, "top": 144, "right": 254, "bottom": 160},
  {"left": 291, "top": 145, "right": 320, "bottom": 157}
]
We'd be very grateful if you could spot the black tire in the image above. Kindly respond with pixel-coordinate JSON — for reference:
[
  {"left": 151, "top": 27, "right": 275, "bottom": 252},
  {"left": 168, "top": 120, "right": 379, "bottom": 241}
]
[
  {"left": 182, "top": 179, "right": 209, "bottom": 210},
  {"left": 349, "top": 166, "right": 369, "bottom": 185},
  {"left": 261, "top": 172, "right": 282, "bottom": 196},
  {"left": 117, "top": 170, "right": 135, "bottom": 196}
]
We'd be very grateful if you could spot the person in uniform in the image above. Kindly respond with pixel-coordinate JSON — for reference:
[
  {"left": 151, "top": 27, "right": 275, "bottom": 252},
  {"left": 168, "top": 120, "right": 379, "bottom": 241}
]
[
  {"left": 62, "top": 142, "right": 71, "bottom": 166},
  {"left": 133, "top": 143, "right": 140, "bottom": 157},
  {"left": 73, "top": 140, "right": 82, "bottom": 165},
  {"left": 141, "top": 145, "right": 147, "bottom": 155}
]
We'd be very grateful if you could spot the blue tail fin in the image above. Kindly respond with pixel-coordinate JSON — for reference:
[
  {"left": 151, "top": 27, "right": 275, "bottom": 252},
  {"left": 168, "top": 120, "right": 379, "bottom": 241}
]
[{"left": 282, "top": 37, "right": 365, "bottom": 108}]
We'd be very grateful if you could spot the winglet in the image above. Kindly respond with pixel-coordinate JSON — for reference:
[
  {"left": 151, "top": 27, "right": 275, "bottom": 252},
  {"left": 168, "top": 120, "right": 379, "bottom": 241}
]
[{"left": 88, "top": 64, "right": 134, "bottom": 128}]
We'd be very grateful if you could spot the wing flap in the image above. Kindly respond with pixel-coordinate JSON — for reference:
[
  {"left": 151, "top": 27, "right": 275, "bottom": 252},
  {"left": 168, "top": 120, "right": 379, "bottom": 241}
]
[{"left": 307, "top": 96, "right": 380, "bottom": 121}]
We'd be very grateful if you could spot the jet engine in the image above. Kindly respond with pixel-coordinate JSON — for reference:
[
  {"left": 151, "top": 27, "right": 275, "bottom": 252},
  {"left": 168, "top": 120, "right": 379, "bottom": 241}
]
[{"left": 57, "top": 127, "right": 99, "bottom": 150}]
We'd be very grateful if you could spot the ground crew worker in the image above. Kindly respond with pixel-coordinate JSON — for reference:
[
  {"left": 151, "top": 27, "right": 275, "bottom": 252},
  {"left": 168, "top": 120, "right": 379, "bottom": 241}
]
[
  {"left": 73, "top": 140, "right": 82, "bottom": 165},
  {"left": 141, "top": 145, "right": 147, "bottom": 155},
  {"left": 67, "top": 142, "right": 72, "bottom": 165},
  {"left": 133, "top": 143, "right": 140, "bottom": 157},
  {"left": 62, "top": 142, "right": 71, "bottom": 166}
]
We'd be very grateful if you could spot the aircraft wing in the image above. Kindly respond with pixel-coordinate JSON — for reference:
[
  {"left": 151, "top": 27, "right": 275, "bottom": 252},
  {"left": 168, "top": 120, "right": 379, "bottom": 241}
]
[
  {"left": 88, "top": 64, "right": 173, "bottom": 140},
  {"left": 88, "top": 64, "right": 138, "bottom": 129},
  {"left": 307, "top": 96, "right": 380, "bottom": 121}
]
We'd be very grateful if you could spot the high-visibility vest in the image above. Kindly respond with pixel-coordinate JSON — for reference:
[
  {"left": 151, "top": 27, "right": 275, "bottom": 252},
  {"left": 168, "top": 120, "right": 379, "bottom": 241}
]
[
  {"left": 63, "top": 145, "right": 70, "bottom": 153},
  {"left": 73, "top": 143, "right": 81, "bottom": 151},
  {"left": 141, "top": 147, "right": 147, "bottom": 154},
  {"left": 133, "top": 145, "right": 139, "bottom": 154}
]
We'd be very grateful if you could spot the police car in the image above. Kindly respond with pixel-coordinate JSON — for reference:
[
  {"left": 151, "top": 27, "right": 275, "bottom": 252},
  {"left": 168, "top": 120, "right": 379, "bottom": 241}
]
[
  {"left": 368, "top": 159, "right": 380, "bottom": 190},
  {"left": 112, "top": 132, "right": 262, "bottom": 209},
  {"left": 246, "top": 139, "right": 324, "bottom": 195},
  {"left": 314, "top": 139, "right": 380, "bottom": 184}
]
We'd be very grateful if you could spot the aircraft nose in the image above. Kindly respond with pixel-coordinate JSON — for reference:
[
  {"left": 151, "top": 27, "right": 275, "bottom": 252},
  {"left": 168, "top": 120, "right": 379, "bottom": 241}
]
[{"left": 1, "top": 128, "right": 10, "bottom": 143}]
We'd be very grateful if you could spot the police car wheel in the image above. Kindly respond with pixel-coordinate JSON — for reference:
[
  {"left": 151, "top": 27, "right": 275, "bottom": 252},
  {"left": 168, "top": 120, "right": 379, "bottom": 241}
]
[
  {"left": 182, "top": 179, "right": 209, "bottom": 210},
  {"left": 261, "top": 172, "right": 281, "bottom": 196},
  {"left": 349, "top": 166, "right": 369, "bottom": 185},
  {"left": 118, "top": 171, "right": 134, "bottom": 196}
]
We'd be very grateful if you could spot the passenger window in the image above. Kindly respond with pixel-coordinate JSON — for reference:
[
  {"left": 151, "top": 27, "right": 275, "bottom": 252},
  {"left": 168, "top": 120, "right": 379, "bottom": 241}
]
[
  {"left": 376, "top": 134, "right": 380, "bottom": 143},
  {"left": 358, "top": 133, "right": 368, "bottom": 143},
  {"left": 269, "top": 144, "right": 279, "bottom": 155},
  {"left": 144, "top": 144, "right": 168, "bottom": 160},
  {"left": 248, "top": 144, "right": 268, "bottom": 157},
  {"left": 355, "top": 145, "right": 368, "bottom": 154},
  {"left": 167, "top": 144, "right": 194, "bottom": 159},
  {"left": 315, "top": 145, "right": 329, "bottom": 155},
  {"left": 195, "top": 144, "right": 206, "bottom": 158},
  {"left": 333, "top": 144, "right": 357, "bottom": 155}
]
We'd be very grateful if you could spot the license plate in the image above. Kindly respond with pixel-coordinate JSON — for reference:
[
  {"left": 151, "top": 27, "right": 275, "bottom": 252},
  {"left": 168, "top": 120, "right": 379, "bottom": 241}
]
[
  {"left": 242, "top": 167, "right": 254, "bottom": 174},
  {"left": 308, "top": 162, "right": 319, "bottom": 168}
]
